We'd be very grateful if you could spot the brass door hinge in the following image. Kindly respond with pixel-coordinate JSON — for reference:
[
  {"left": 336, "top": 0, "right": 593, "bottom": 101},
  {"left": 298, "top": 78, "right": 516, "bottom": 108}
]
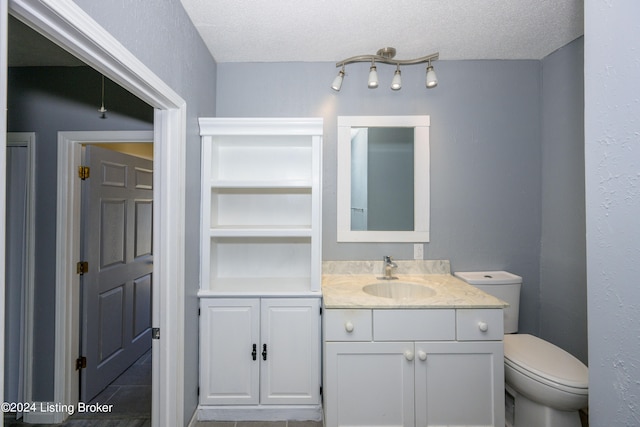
[
  {"left": 76, "top": 356, "right": 87, "bottom": 370},
  {"left": 77, "top": 261, "right": 89, "bottom": 275},
  {"left": 78, "top": 166, "right": 90, "bottom": 180}
]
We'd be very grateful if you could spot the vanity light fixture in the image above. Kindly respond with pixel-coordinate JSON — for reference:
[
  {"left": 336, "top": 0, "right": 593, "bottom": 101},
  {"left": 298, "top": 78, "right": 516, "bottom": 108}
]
[{"left": 331, "top": 47, "right": 439, "bottom": 92}]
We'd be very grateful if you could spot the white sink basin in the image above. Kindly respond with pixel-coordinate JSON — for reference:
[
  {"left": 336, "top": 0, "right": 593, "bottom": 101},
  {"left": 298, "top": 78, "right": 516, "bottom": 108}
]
[{"left": 362, "top": 282, "right": 436, "bottom": 299}]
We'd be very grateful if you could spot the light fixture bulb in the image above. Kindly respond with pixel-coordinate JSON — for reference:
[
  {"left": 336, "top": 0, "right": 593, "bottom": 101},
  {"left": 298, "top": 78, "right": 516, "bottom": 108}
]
[
  {"left": 99, "top": 74, "right": 107, "bottom": 118},
  {"left": 426, "top": 65, "right": 438, "bottom": 88},
  {"left": 391, "top": 66, "right": 402, "bottom": 90},
  {"left": 368, "top": 62, "right": 378, "bottom": 89},
  {"left": 331, "top": 68, "right": 345, "bottom": 91}
]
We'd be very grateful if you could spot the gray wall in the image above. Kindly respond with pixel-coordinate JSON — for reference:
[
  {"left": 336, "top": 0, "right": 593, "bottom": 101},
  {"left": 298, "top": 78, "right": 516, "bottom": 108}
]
[
  {"left": 8, "top": 66, "right": 154, "bottom": 401},
  {"left": 585, "top": 2, "right": 640, "bottom": 425},
  {"left": 70, "top": 2, "right": 217, "bottom": 423},
  {"left": 217, "top": 60, "right": 543, "bottom": 335},
  {"left": 539, "top": 38, "right": 587, "bottom": 364}
]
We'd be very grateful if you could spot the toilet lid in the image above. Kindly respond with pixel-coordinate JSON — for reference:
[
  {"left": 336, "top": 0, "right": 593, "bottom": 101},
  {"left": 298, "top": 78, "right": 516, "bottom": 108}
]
[{"left": 504, "top": 334, "right": 588, "bottom": 390}]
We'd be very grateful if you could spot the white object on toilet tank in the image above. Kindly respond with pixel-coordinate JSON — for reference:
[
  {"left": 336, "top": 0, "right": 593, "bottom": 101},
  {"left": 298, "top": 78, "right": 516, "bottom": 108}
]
[{"left": 454, "top": 271, "right": 522, "bottom": 334}]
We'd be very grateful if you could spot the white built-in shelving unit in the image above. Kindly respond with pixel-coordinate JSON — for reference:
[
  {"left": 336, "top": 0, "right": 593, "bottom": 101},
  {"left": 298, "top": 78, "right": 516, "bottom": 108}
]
[
  {"left": 197, "top": 118, "right": 323, "bottom": 421},
  {"left": 198, "top": 117, "right": 323, "bottom": 296}
]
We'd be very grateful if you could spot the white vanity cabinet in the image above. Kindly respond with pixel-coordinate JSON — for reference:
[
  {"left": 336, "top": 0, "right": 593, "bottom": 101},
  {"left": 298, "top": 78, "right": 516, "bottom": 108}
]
[
  {"left": 323, "top": 308, "right": 505, "bottom": 427},
  {"left": 198, "top": 118, "right": 323, "bottom": 421}
]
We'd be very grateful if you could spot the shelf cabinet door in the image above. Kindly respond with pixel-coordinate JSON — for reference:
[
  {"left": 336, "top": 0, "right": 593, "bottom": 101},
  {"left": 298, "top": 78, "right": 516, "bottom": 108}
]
[
  {"left": 260, "top": 298, "right": 321, "bottom": 405},
  {"left": 200, "top": 298, "right": 260, "bottom": 405},
  {"left": 325, "top": 342, "right": 415, "bottom": 427},
  {"left": 414, "top": 341, "right": 504, "bottom": 427}
]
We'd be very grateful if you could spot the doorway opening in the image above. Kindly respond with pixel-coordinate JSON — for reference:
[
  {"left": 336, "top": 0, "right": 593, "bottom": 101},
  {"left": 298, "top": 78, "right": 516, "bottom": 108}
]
[{"left": 79, "top": 139, "right": 154, "bottom": 422}]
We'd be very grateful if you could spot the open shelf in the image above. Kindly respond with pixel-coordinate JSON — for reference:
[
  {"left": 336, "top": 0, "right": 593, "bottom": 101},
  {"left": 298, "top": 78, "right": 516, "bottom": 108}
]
[
  {"left": 210, "top": 187, "right": 312, "bottom": 229},
  {"left": 210, "top": 226, "right": 312, "bottom": 238},
  {"left": 208, "top": 136, "right": 313, "bottom": 183},
  {"left": 197, "top": 277, "right": 320, "bottom": 297}
]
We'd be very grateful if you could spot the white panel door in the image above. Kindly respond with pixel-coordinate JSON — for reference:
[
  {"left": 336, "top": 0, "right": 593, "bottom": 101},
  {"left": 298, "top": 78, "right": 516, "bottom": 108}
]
[
  {"left": 414, "top": 341, "right": 504, "bottom": 427},
  {"left": 260, "top": 298, "right": 320, "bottom": 405},
  {"left": 325, "top": 342, "right": 415, "bottom": 427},
  {"left": 200, "top": 298, "right": 260, "bottom": 405},
  {"left": 81, "top": 145, "right": 153, "bottom": 402}
]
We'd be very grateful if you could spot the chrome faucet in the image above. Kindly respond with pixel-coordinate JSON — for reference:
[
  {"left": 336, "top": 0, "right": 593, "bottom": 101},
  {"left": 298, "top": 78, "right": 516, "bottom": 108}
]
[{"left": 382, "top": 255, "right": 398, "bottom": 280}]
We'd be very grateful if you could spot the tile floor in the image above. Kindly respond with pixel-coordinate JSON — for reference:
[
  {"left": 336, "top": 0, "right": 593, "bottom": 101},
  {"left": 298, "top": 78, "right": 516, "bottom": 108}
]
[
  {"left": 4, "top": 351, "right": 323, "bottom": 427},
  {"left": 77, "top": 348, "right": 153, "bottom": 425},
  {"left": 195, "top": 423, "right": 322, "bottom": 427},
  {"left": 4, "top": 350, "right": 152, "bottom": 427}
]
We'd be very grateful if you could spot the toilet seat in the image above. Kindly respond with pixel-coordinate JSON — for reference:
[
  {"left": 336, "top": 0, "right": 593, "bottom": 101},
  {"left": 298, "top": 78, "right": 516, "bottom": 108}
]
[{"left": 504, "top": 334, "right": 588, "bottom": 395}]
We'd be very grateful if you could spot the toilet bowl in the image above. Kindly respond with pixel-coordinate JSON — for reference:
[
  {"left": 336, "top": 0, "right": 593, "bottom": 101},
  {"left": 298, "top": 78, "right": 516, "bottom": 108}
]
[
  {"left": 504, "top": 334, "right": 588, "bottom": 427},
  {"left": 454, "top": 271, "right": 588, "bottom": 427}
]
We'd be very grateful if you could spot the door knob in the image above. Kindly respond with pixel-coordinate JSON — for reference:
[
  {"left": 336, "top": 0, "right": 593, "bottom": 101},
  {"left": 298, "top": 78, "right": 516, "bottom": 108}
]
[
  {"left": 418, "top": 350, "right": 427, "bottom": 361},
  {"left": 344, "top": 321, "right": 354, "bottom": 333},
  {"left": 404, "top": 350, "right": 414, "bottom": 361}
]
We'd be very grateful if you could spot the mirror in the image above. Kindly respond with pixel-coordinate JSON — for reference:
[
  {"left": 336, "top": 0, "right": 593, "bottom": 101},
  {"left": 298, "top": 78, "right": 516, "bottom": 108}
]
[{"left": 337, "top": 116, "right": 430, "bottom": 242}]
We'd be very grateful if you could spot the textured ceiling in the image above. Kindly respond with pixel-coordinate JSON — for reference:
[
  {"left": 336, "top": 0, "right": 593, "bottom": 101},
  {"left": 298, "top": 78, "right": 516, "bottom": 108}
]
[
  {"left": 180, "top": 0, "right": 584, "bottom": 63},
  {"left": 8, "top": 1, "right": 584, "bottom": 67}
]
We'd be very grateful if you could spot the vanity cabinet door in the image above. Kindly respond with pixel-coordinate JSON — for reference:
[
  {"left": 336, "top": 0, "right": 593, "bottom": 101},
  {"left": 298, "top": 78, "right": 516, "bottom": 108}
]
[
  {"left": 414, "top": 341, "right": 504, "bottom": 427},
  {"left": 200, "top": 298, "right": 321, "bottom": 406},
  {"left": 200, "top": 298, "right": 260, "bottom": 405},
  {"left": 325, "top": 342, "right": 415, "bottom": 427},
  {"left": 260, "top": 298, "right": 320, "bottom": 405}
]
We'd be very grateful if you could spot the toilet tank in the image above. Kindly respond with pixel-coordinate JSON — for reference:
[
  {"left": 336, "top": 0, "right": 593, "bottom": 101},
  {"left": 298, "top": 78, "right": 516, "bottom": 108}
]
[{"left": 454, "top": 271, "right": 522, "bottom": 334}]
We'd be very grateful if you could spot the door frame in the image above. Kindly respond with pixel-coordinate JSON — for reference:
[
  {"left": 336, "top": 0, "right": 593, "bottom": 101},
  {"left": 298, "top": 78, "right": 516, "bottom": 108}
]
[
  {"left": 4, "top": 1, "right": 187, "bottom": 426},
  {"left": 58, "top": 131, "right": 153, "bottom": 408},
  {"left": 5, "top": 133, "right": 36, "bottom": 416},
  {"left": 1, "top": 0, "right": 8, "bottom": 421}
]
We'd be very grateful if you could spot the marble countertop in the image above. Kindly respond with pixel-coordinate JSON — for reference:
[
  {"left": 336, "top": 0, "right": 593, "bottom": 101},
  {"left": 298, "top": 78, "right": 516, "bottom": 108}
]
[{"left": 322, "top": 260, "right": 508, "bottom": 309}]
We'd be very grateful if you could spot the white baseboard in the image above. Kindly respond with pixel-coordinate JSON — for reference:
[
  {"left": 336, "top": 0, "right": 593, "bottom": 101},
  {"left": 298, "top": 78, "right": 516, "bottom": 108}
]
[
  {"left": 186, "top": 407, "right": 199, "bottom": 427},
  {"left": 198, "top": 404, "right": 323, "bottom": 422},
  {"left": 22, "top": 402, "right": 69, "bottom": 424}
]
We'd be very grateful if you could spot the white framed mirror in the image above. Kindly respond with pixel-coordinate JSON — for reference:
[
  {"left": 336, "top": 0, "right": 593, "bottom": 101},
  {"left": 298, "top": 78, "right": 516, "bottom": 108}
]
[{"left": 337, "top": 115, "right": 430, "bottom": 242}]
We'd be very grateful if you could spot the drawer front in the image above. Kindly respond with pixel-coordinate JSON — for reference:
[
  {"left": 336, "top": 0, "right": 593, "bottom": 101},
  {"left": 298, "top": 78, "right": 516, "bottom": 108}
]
[
  {"left": 373, "top": 309, "right": 456, "bottom": 341},
  {"left": 324, "top": 309, "right": 372, "bottom": 341},
  {"left": 456, "top": 309, "right": 504, "bottom": 341}
]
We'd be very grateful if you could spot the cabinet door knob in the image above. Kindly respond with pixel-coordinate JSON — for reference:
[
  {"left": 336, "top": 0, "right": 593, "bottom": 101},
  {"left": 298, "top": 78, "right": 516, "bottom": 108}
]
[
  {"left": 344, "top": 321, "right": 354, "bottom": 333},
  {"left": 478, "top": 321, "right": 489, "bottom": 332},
  {"left": 418, "top": 350, "right": 427, "bottom": 361},
  {"left": 404, "top": 350, "right": 414, "bottom": 361}
]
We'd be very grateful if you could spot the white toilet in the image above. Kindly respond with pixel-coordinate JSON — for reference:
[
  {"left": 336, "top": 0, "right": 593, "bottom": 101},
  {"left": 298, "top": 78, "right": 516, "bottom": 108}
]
[{"left": 454, "top": 271, "right": 588, "bottom": 427}]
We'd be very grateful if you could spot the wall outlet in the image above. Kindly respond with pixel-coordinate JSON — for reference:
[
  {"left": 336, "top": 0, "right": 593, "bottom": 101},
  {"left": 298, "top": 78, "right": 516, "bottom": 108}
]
[{"left": 413, "top": 244, "right": 424, "bottom": 260}]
